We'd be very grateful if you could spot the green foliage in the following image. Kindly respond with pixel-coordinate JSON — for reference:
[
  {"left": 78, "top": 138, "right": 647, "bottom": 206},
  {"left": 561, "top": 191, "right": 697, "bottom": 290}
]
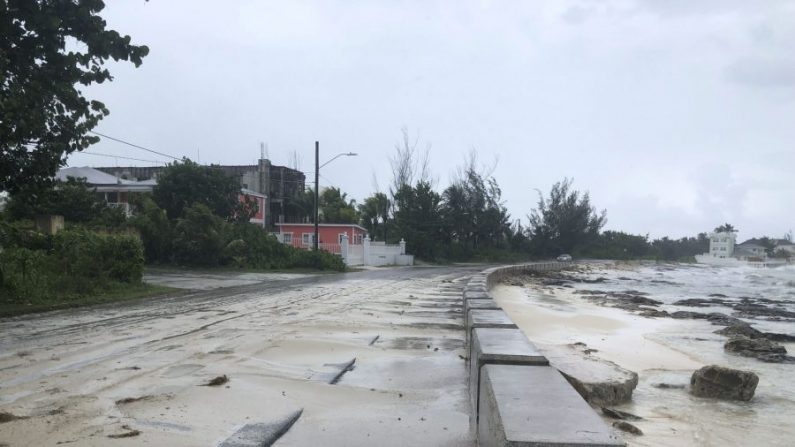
[
  {"left": 650, "top": 234, "right": 709, "bottom": 261},
  {"left": 714, "top": 223, "right": 737, "bottom": 233},
  {"left": 359, "top": 192, "right": 390, "bottom": 241},
  {"left": 0, "top": 227, "right": 145, "bottom": 303},
  {"left": 153, "top": 159, "right": 242, "bottom": 219},
  {"left": 441, "top": 166, "right": 511, "bottom": 251},
  {"left": 6, "top": 178, "right": 122, "bottom": 224},
  {"left": 580, "top": 231, "right": 652, "bottom": 260},
  {"left": 393, "top": 181, "right": 443, "bottom": 260},
  {"left": 527, "top": 178, "right": 607, "bottom": 256},
  {"left": 0, "top": 0, "right": 148, "bottom": 194},
  {"left": 289, "top": 249, "right": 346, "bottom": 271},
  {"left": 172, "top": 203, "right": 226, "bottom": 266},
  {"left": 320, "top": 187, "right": 359, "bottom": 223},
  {"left": 129, "top": 195, "right": 173, "bottom": 263},
  {"left": 224, "top": 222, "right": 294, "bottom": 269}
]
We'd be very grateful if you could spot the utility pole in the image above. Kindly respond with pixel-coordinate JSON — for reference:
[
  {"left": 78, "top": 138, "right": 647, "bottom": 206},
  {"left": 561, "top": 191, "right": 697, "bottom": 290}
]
[{"left": 314, "top": 141, "right": 320, "bottom": 251}]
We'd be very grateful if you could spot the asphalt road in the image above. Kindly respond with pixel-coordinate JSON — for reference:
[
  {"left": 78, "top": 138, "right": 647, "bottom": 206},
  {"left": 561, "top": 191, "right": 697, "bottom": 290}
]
[{"left": 0, "top": 265, "right": 485, "bottom": 446}]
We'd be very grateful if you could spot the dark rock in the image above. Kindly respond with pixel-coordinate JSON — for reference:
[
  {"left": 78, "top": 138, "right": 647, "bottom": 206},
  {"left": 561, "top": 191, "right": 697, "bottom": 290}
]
[
  {"left": 715, "top": 324, "right": 763, "bottom": 339},
  {"left": 674, "top": 298, "right": 713, "bottom": 307},
  {"left": 690, "top": 365, "right": 758, "bottom": 401},
  {"left": 601, "top": 407, "right": 643, "bottom": 421},
  {"left": 733, "top": 304, "right": 795, "bottom": 320},
  {"left": 612, "top": 421, "right": 643, "bottom": 435},
  {"left": 652, "top": 383, "right": 685, "bottom": 389},
  {"left": 709, "top": 293, "right": 728, "bottom": 298},
  {"left": 764, "top": 332, "right": 795, "bottom": 343},
  {"left": 541, "top": 279, "right": 566, "bottom": 286},
  {"left": 670, "top": 311, "right": 706, "bottom": 320},
  {"left": 724, "top": 338, "right": 793, "bottom": 363},
  {"left": 581, "top": 277, "right": 608, "bottom": 284},
  {"left": 639, "top": 309, "right": 670, "bottom": 318},
  {"left": 617, "top": 277, "right": 634, "bottom": 281},
  {"left": 705, "top": 313, "right": 744, "bottom": 326}
]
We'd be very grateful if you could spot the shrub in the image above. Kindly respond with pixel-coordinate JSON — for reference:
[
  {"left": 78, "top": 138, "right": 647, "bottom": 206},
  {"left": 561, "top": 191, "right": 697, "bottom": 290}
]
[
  {"left": 224, "top": 222, "right": 293, "bottom": 269},
  {"left": 290, "top": 249, "right": 346, "bottom": 271},
  {"left": 129, "top": 196, "right": 173, "bottom": 263},
  {"left": 0, "top": 227, "right": 145, "bottom": 303},
  {"left": 172, "top": 203, "right": 226, "bottom": 266}
]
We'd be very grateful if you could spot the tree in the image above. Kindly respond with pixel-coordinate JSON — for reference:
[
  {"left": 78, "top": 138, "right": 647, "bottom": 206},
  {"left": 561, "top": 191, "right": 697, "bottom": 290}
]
[
  {"left": 319, "top": 187, "right": 358, "bottom": 223},
  {"left": 714, "top": 223, "right": 737, "bottom": 233},
  {"left": 1, "top": 0, "right": 149, "bottom": 193},
  {"left": 388, "top": 127, "right": 431, "bottom": 197},
  {"left": 441, "top": 154, "right": 510, "bottom": 251},
  {"left": 6, "top": 177, "right": 124, "bottom": 224},
  {"left": 172, "top": 203, "right": 226, "bottom": 266},
  {"left": 359, "top": 192, "right": 390, "bottom": 240},
  {"left": 527, "top": 178, "right": 607, "bottom": 256},
  {"left": 153, "top": 159, "right": 241, "bottom": 219},
  {"left": 393, "top": 181, "right": 443, "bottom": 260}
]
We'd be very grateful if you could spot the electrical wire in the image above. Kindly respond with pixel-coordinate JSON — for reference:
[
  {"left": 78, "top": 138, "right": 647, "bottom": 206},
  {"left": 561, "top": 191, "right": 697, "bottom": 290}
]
[
  {"left": 78, "top": 151, "right": 167, "bottom": 164},
  {"left": 88, "top": 130, "right": 181, "bottom": 160}
]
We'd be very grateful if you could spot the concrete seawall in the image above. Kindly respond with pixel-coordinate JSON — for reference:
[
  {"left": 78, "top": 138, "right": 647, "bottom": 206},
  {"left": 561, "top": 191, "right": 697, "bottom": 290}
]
[{"left": 465, "top": 262, "right": 625, "bottom": 446}]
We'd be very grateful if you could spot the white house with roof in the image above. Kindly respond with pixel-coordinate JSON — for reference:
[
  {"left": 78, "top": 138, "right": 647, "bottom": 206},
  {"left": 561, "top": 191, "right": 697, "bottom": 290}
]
[
  {"left": 55, "top": 166, "right": 267, "bottom": 226},
  {"left": 56, "top": 166, "right": 154, "bottom": 216},
  {"left": 706, "top": 231, "right": 736, "bottom": 258}
]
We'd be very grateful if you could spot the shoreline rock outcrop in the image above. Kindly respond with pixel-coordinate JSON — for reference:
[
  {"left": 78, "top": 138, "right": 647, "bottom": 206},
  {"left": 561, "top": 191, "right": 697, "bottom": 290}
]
[{"left": 690, "top": 365, "right": 758, "bottom": 401}]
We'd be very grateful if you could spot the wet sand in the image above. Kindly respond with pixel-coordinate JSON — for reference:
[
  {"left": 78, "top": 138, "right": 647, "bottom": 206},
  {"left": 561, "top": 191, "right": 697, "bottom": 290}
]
[
  {"left": 0, "top": 267, "right": 479, "bottom": 446},
  {"left": 492, "top": 278, "right": 795, "bottom": 447}
]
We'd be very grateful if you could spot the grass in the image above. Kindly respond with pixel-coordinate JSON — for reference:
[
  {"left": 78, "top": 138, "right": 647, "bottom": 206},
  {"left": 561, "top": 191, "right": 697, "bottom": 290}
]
[{"left": 0, "top": 283, "right": 180, "bottom": 318}]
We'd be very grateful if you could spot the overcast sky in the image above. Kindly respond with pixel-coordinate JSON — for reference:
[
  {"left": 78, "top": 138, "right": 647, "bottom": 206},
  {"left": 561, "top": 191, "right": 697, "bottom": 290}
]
[{"left": 67, "top": 0, "right": 795, "bottom": 241}]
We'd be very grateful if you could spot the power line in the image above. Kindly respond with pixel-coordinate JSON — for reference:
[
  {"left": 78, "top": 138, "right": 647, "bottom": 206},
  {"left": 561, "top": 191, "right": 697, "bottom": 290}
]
[
  {"left": 89, "top": 130, "right": 181, "bottom": 160},
  {"left": 78, "top": 151, "right": 167, "bottom": 164}
]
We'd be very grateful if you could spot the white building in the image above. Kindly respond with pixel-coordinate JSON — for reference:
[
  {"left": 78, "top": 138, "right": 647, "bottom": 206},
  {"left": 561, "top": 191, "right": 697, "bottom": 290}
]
[{"left": 708, "top": 231, "right": 736, "bottom": 259}]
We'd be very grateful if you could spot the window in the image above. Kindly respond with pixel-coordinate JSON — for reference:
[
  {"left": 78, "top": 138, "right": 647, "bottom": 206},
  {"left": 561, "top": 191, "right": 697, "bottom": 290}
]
[
  {"left": 302, "top": 233, "right": 315, "bottom": 246},
  {"left": 338, "top": 233, "right": 347, "bottom": 244},
  {"left": 282, "top": 233, "right": 292, "bottom": 244},
  {"left": 354, "top": 234, "right": 363, "bottom": 244}
]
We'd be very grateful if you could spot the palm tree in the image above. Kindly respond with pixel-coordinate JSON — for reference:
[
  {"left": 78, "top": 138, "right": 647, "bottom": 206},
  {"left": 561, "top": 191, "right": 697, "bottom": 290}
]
[{"left": 714, "top": 223, "right": 737, "bottom": 233}]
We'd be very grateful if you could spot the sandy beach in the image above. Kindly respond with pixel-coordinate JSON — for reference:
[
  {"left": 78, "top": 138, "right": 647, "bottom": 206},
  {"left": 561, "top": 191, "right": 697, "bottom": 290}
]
[{"left": 492, "top": 264, "right": 795, "bottom": 447}]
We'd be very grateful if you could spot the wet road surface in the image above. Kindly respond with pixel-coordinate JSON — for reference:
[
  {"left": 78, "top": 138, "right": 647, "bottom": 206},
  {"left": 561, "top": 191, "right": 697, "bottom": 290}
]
[{"left": 0, "top": 265, "right": 483, "bottom": 446}]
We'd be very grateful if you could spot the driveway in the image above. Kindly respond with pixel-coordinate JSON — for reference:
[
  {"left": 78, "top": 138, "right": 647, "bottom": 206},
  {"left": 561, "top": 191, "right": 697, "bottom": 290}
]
[{"left": 0, "top": 265, "right": 483, "bottom": 446}]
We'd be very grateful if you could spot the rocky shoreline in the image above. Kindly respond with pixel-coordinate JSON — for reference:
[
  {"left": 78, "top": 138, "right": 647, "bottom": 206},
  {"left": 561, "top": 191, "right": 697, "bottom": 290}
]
[{"left": 504, "top": 266, "right": 795, "bottom": 364}]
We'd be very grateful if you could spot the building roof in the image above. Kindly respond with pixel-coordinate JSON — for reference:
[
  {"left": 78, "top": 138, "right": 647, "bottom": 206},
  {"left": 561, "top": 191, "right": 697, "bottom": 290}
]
[
  {"left": 56, "top": 166, "right": 137, "bottom": 185},
  {"left": 276, "top": 222, "right": 368, "bottom": 232}
]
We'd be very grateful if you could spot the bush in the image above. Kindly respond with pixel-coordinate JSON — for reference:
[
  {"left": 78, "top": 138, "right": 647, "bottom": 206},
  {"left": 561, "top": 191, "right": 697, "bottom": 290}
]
[
  {"left": 290, "top": 249, "right": 346, "bottom": 271},
  {"left": 224, "top": 222, "right": 294, "bottom": 269},
  {"left": 172, "top": 203, "right": 226, "bottom": 266},
  {"left": 0, "top": 227, "right": 145, "bottom": 303},
  {"left": 129, "top": 196, "right": 173, "bottom": 263}
]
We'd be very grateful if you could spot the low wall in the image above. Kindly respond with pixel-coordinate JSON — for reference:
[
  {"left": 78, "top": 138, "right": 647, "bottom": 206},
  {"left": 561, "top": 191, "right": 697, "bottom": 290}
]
[{"left": 465, "top": 262, "right": 624, "bottom": 446}]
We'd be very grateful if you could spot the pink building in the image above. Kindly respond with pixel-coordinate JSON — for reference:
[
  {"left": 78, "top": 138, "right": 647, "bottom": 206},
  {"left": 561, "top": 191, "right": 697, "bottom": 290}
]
[{"left": 275, "top": 223, "right": 367, "bottom": 250}]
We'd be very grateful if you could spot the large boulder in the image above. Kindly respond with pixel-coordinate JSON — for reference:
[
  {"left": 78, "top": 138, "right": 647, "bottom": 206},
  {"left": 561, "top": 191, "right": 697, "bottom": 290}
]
[{"left": 690, "top": 365, "right": 758, "bottom": 401}]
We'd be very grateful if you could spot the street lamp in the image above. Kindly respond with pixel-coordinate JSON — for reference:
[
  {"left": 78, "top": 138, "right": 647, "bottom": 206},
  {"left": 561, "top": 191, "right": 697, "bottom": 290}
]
[{"left": 314, "top": 141, "right": 357, "bottom": 251}]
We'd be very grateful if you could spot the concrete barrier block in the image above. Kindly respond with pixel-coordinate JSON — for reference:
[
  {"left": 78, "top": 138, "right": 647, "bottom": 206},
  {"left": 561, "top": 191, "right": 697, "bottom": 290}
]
[
  {"left": 469, "top": 329, "right": 548, "bottom": 422},
  {"left": 464, "top": 298, "right": 500, "bottom": 315},
  {"left": 478, "top": 365, "right": 624, "bottom": 447},
  {"left": 466, "top": 309, "right": 517, "bottom": 345},
  {"left": 464, "top": 290, "right": 490, "bottom": 300},
  {"left": 465, "top": 286, "right": 488, "bottom": 295}
]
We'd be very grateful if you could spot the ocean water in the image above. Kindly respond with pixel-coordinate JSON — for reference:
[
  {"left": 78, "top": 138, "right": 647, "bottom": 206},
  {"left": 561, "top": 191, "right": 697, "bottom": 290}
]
[{"left": 527, "top": 263, "right": 795, "bottom": 446}]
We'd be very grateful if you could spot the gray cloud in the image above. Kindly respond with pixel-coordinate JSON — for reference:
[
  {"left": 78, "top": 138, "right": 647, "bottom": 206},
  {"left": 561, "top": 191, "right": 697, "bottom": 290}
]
[
  {"left": 66, "top": 0, "right": 795, "bottom": 240},
  {"left": 725, "top": 57, "right": 795, "bottom": 88}
]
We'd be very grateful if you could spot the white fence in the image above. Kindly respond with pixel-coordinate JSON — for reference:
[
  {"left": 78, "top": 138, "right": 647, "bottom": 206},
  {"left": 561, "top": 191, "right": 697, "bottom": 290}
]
[
  {"left": 341, "top": 235, "right": 413, "bottom": 267},
  {"left": 274, "top": 233, "right": 414, "bottom": 267}
]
